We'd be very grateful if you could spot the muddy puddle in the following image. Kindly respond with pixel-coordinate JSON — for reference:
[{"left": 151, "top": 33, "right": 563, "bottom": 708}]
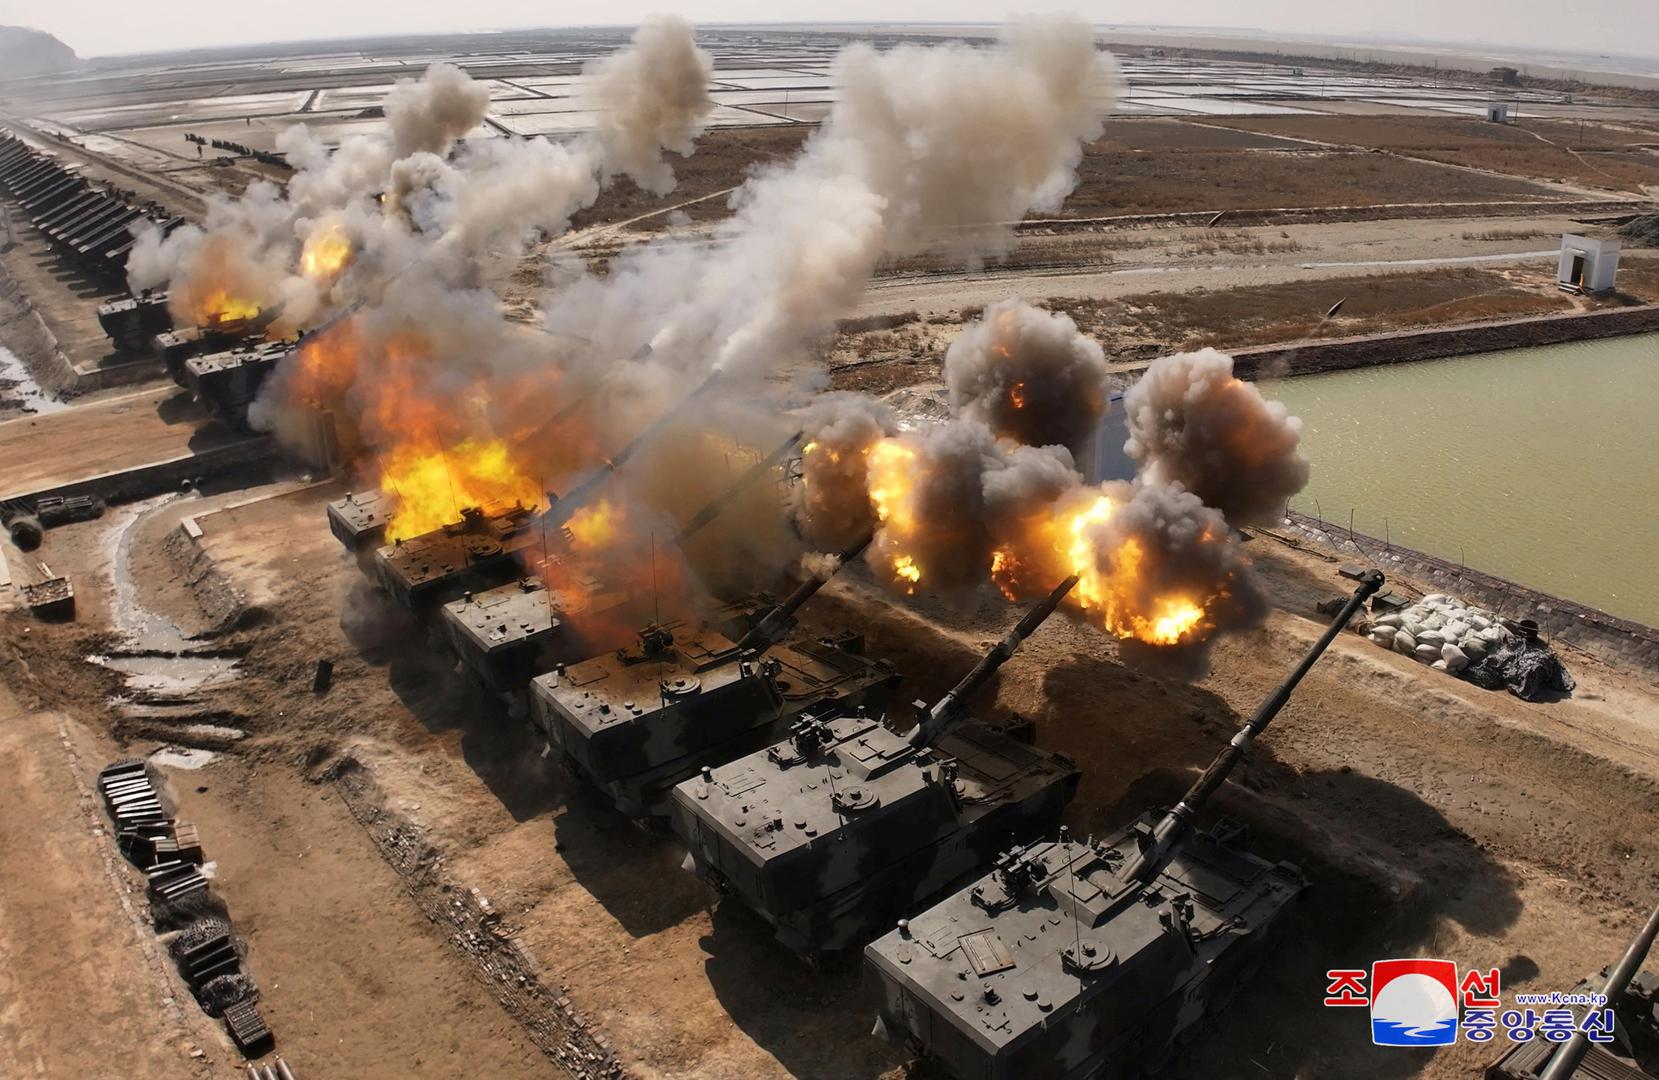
[
  {"left": 89, "top": 497, "right": 249, "bottom": 763},
  {"left": 0, "top": 343, "right": 68, "bottom": 416}
]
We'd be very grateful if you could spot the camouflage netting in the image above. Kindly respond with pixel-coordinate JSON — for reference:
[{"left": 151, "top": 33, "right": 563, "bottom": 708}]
[
  {"left": 167, "top": 916, "right": 234, "bottom": 960},
  {"left": 150, "top": 889, "right": 229, "bottom": 933},
  {"left": 197, "top": 972, "right": 258, "bottom": 1017},
  {"left": 1618, "top": 214, "right": 1659, "bottom": 248},
  {"left": 1465, "top": 637, "right": 1577, "bottom": 702}
]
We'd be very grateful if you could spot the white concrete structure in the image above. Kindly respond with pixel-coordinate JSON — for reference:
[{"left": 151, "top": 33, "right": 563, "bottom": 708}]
[
  {"left": 1486, "top": 101, "right": 1511, "bottom": 123},
  {"left": 1558, "top": 233, "right": 1621, "bottom": 294}
]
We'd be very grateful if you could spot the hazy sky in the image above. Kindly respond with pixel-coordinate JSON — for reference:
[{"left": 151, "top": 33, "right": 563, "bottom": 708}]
[{"left": 1, "top": 1, "right": 1655, "bottom": 60}]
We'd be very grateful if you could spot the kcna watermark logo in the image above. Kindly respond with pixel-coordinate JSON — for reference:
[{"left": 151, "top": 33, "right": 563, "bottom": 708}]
[{"left": 1324, "top": 960, "right": 1616, "bottom": 1048}]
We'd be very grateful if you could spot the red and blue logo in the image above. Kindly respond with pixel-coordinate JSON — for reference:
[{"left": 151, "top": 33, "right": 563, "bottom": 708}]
[{"left": 1370, "top": 959, "right": 1459, "bottom": 1046}]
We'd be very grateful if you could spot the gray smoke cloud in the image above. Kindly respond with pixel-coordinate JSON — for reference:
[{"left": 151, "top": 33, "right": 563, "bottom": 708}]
[
  {"left": 1122, "top": 348, "right": 1310, "bottom": 527},
  {"left": 1068, "top": 481, "right": 1270, "bottom": 679},
  {"left": 945, "top": 299, "right": 1109, "bottom": 457},
  {"left": 585, "top": 14, "right": 716, "bottom": 196},
  {"left": 129, "top": 19, "right": 715, "bottom": 324},
  {"left": 791, "top": 393, "right": 897, "bottom": 551},
  {"left": 868, "top": 417, "right": 1077, "bottom": 594},
  {"left": 386, "top": 62, "right": 491, "bottom": 159}
]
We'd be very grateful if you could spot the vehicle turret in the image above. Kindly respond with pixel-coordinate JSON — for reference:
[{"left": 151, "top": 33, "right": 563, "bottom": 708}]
[
  {"left": 672, "top": 575, "right": 1081, "bottom": 959},
  {"left": 530, "top": 534, "right": 896, "bottom": 819}
]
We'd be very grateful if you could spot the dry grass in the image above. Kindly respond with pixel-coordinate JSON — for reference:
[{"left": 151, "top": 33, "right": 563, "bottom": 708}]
[
  {"left": 1460, "top": 228, "right": 1556, "bottom": 241},
  {"left": 1177, "top": 229, "right": 1304, "bottom": 256},
  {"left": 1206, "top": 115, "right": 1659, "bottom": 193},
  {"left": 1054, "top": 268, "right": 1595, "bottom": 352},
  {"left": 569, "top": 126, "right": 809, "bottom": 231},
  {"left": 828, "top": 261, "right": 1659, "bottom": 394},
  {"left": 1415, "top": 147, "right": 1658, "bottom": 193},
  {"left": 1057, "top": 146, "right": 1555, "bottom": 217},
  {"left": 1089, "top": 117, "right": 1305, "bottom": 151},
  {"left": 1615, "top": 256, "right": 1659, "bottom": 296},
  {"left": 569, "top": 118, "right": 1569, "bottom": 237}
]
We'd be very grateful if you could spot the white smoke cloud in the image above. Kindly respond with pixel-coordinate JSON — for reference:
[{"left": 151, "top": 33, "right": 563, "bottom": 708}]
[
  {"left": 543, "top": 17, "right": 1116, "bottom": 380},
  {"left": 386, "top": 62, "right": 491, "bottom": 159},
  {"left": 132, "top": 19, "right": 716, "bottom": 320},
  {"left": 584, "top": 14, "right": 716, "bottom": 196}
]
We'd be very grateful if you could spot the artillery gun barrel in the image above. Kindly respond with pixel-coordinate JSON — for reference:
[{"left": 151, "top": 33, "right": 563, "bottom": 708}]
[
  {"left": 675, "top": 430, "right": 803, "bottom": 545},
  {"left": 735, "top": 529, "right": 872, "bottom": 652},
  {"left": 544, "top": 371, "right": 723, "bottom": 529},
  {"left": 907, "top": 574, "right": 1080, "bottom": 749},
  {"left": 302, "top": 297, "right": 365, "bottom": 341},
  {"left": 1539, "top": 897, "right": 1659, "bottom": 1080},
  {"left": 1122, "top": 569, "right": 1384, "bottom": 884}
]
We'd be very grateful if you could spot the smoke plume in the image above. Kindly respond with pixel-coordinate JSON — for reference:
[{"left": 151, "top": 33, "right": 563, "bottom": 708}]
[
  {"left": 585, "top": 15, "right": 716, "bottom": 196},
  {"left": 791, "top": 393, "right": 897, "bottom": 551},
  {"left": 1061, "top": 481, "right": 1269, "bottom": 678},
  {"left": 1122, "top": 348, "right": 1310, "bottom": 526},
  {"left": 386, "top": 62, "right": 491, "bottom": 159},
  {"left": 867, "top": 418, "right": 1077, "bottom": 594},
  {"left": 945, "top": 299, "right": 1108, "bottom": 456},
  {"left": 129, "top": 17, "right": 715, "bottom": 323},
  {"left": 542, "top": 17, "right": 1115, "bottom": 378}
]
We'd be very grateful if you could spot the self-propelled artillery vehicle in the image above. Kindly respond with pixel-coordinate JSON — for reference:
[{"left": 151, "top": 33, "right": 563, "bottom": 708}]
[
  {"left": 372, "top": 503, "right": 543, "bottom": 618},
  {"left": 183, "top": 339, "right": 290, "bottom": 430},
  {"left": 863, "top": 569, "right": 1383, "bottom": 1080},
  {"left": 1490, "top": 899, "right": 1659, "bottom": 1080},
  {"left": 96, "top": 290, "right": 171, "bottom": 352},
  {"left": 432, "top": 426, "right": 804, "bottom": 697},
  {"left": 366, "top": 371, "right": 723, "bottom": 619},
  {"left": 531, "top": 531, "right": 897, "bottom": 819},
  {"left": 439, "top": 565, "right": 634, "bottom": 698},
  {"left": 672, "top": 574, "right": 1082, "bottom": 961},
  {"left": 326, "top": 489, "right": 390, "bottom": 556}
]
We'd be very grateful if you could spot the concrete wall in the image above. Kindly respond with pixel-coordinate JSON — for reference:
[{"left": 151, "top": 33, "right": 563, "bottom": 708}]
[
  {"left": 1230, "top": 303, "right": 1659, "bottom": 381},
  {"left": 7, "top": 437, "right": 272, "bottom": 507}
]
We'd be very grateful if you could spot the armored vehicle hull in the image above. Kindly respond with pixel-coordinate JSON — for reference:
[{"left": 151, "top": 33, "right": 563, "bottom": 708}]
[
  {"left": 440, "top": 569, "right": 636, "bottom": 696},
  {"left": 183, "top": 341, "right": 290, "bottom": 430},
  {"left": 326, "top": 490, "right": 390, "bottom": 556},
  {"left": 97, "top": 291, "right": 170, "bottom": 352},
  {"left": 1499, "top": 900, "right": 1659, "bottom": 1079},
  {"left": 676, "top": 713, "right": 1078, "bottom": 958},
  {"left": 674, "top": 575, "right": 1082, "bottom": 959},
  {"left": 866, "top": 818, "right": 1303, "bottom": 1079},
  {"left": 534, "top": 626, "right": 899, "bottom": 819},
  {"left": 370, "top": 505, "right": 541, "bottom": 617},
  {"left": 865, "top": 569, "right": 1385, "bottom": 1080}
]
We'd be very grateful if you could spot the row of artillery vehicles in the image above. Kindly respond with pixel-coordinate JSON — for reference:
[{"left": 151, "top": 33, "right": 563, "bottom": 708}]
[
  {"left": 96, "top": 289, "right": 287, "bottom": 430},
  {"left": 320, "top": 412, "right": 1448, "bottom": 1076}
]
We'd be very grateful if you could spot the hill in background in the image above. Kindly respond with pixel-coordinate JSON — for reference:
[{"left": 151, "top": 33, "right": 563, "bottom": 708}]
[{"left": 0, "top": 26, "right": 77, "bottom": 78}]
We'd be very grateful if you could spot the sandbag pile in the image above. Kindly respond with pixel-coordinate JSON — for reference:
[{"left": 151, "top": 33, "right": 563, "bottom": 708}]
[{"left": 1366, "top": 593, "right": 1512, "bottom": 676}]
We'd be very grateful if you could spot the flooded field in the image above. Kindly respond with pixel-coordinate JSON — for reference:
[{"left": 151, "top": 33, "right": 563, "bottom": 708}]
[{"left": 1269, "top": 333, "right": 1659, "bottom": 625}]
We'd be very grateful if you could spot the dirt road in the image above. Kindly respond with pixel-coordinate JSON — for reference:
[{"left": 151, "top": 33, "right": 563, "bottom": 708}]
[
  {"left": 852, "top": 214, "right": 1612, "bottom": 318},
  {"left": 0, "top": 680, "right": 219, "bottom": 1079},
  {"left": 0, "top": 385, "right": 239, "bottom": 499}
]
